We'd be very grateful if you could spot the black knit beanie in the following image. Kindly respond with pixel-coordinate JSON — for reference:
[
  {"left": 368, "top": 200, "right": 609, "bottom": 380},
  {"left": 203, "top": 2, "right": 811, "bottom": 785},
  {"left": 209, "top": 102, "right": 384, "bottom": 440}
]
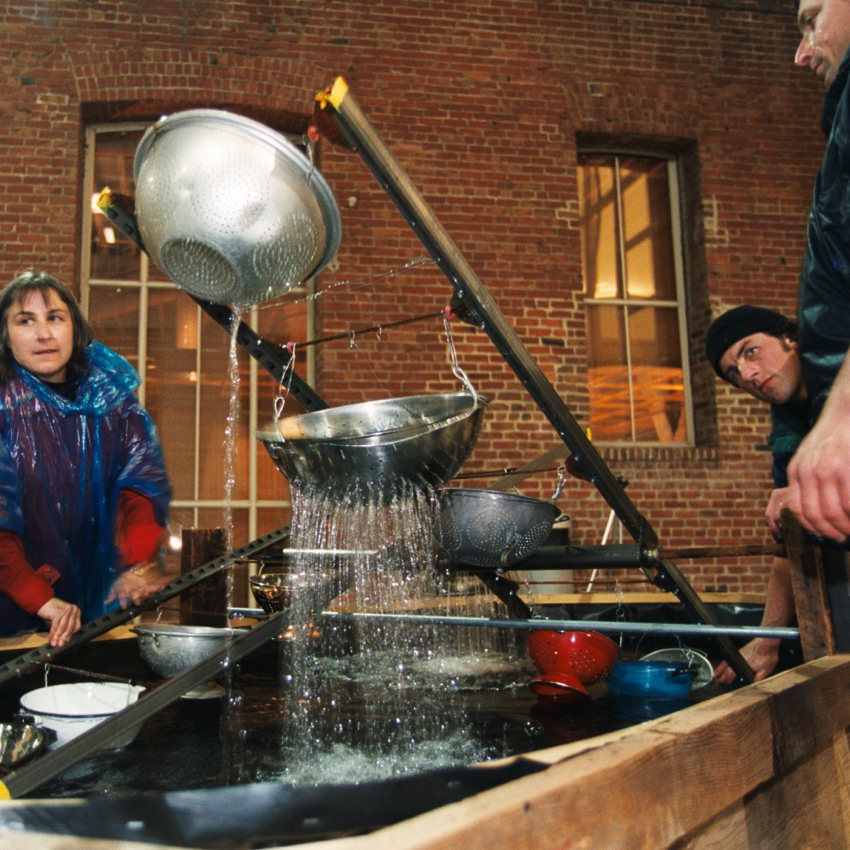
[{"left": 705, "top": 305, "right": 792, "bottom": 381}]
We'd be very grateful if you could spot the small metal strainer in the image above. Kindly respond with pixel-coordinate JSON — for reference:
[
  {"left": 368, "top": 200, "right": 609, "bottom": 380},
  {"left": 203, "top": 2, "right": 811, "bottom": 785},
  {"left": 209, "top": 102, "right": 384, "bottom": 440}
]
[
  {"left": 133, "top": 109, "right": 342, "bottom": 307},
  {"left": 437, "top": 488, "right": 560, "bottom": 570}
]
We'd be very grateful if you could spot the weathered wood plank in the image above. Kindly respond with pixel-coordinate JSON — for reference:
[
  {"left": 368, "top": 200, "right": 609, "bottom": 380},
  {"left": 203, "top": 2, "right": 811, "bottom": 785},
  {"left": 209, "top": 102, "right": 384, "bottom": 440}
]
[
  {"left": 781, "top": 512, "right": 836, "bottom": 661},
  {"left": 682, "top": 729, "right": 850, "bottom": 849}
]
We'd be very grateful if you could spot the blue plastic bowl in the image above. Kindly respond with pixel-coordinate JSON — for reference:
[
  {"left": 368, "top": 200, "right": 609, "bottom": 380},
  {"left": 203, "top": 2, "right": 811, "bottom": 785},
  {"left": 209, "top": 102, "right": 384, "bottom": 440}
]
[{"left": 606, "top": 660, "right": 692, "bottom": 700}]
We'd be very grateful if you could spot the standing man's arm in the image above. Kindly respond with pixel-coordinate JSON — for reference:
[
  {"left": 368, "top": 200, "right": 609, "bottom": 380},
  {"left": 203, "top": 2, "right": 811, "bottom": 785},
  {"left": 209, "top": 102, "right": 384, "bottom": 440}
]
[
  {"left": 712, "top": 557, "right": 794, "bottom": 684},
  {"left": 787, "top": 350, "right": 850, "bottom": 540}
]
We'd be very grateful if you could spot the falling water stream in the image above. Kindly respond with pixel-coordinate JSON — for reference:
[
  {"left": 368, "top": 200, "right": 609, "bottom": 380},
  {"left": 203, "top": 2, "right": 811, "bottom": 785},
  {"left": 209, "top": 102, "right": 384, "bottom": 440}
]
[{"left": 248, "top": 481, "right": 524, "bottom": 785}]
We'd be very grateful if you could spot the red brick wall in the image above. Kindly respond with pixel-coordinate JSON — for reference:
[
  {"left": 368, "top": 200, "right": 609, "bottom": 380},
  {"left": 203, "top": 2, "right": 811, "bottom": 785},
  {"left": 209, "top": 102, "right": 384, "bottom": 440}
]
[{"left": 0, "top": 0, "right": 823, "bottom": 594}]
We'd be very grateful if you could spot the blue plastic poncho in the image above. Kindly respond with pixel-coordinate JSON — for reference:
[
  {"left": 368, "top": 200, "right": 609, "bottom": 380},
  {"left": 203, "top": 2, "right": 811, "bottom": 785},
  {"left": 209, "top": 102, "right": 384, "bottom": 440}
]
[{"left": 0, "top": 342, "right": 171, "bottom": 636}]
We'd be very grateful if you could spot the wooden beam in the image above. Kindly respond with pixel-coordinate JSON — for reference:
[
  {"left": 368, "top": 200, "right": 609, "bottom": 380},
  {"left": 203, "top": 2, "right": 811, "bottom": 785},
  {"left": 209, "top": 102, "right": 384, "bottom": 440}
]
[{"left": 780, "top": 511, "right": 836, "bottom": 662}]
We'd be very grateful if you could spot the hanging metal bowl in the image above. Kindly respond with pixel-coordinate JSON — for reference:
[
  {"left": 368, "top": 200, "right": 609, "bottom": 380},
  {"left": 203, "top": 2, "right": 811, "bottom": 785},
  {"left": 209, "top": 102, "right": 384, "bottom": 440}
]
[
  {"left": 257, "top": 393, "right": 488, "bottom": 504},
  {"left": 132, "top": 624, "right": 242, "bottom": 679},
  {"left": 133, "top": 109, "right": 342, "bottom": 307},
  {"left": 437, "top": 488, "right": 560, "bottom": 569},
  {"left": 249, "top": 569, "right": 333, "bottom": 614}
]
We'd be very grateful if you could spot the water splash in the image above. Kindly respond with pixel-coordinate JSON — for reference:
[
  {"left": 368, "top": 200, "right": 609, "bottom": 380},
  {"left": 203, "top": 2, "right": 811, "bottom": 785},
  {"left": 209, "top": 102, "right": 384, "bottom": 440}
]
[{"left": 265, "top": 481, "right": 516, "bottom": 784}]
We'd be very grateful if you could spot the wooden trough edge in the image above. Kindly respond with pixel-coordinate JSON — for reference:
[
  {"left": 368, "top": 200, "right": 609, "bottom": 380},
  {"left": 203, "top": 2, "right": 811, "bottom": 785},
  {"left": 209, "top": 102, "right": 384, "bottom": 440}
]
[
  {"left": 287, "top": 654, "right": 850, "bottom": 850},
  {"left": 3, "top": 655, "right": 850, "bottom": 850}
]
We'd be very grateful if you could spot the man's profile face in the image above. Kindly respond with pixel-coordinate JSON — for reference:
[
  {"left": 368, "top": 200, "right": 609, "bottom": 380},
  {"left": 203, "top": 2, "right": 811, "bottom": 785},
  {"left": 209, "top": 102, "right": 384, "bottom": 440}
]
[
  {"left": 719, "top": 333, "right": 806, "bottom": 405},
  {"left": 796, "top": 0, "right": 850, "bottom": 89}
]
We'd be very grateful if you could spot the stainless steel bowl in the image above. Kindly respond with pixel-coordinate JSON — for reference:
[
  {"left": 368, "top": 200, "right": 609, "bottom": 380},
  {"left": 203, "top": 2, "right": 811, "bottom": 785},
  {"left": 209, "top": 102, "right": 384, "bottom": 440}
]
[
  {"left": 134, "top": 109, "right": 342, "bottom": 307},
  {"left": 257, "top": 393, "right": 488, "bottom": 504},
  {"left": 437, "top": 488, "right": 560, "bottom": 569},
  {"left": 249, "top": 570, "right": 332, "bottom": 614},
  {"left": 0, "top": 721, "right": 55, "bottom": 767},
  {"left": 133, "top": 624, "right": 240, "bottom": 678}
]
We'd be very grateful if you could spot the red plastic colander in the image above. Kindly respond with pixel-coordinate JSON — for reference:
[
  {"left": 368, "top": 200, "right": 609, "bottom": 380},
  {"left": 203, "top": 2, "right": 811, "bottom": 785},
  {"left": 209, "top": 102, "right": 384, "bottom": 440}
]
[{"left": 526, "top": 629, "right": 620, "bottom": 686}]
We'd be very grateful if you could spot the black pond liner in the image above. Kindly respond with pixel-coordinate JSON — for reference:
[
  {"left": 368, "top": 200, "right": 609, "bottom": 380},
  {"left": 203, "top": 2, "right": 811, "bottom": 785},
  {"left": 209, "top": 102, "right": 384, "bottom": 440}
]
[{"left": 0, "top": 759, "right": 549, "bottom": 848}]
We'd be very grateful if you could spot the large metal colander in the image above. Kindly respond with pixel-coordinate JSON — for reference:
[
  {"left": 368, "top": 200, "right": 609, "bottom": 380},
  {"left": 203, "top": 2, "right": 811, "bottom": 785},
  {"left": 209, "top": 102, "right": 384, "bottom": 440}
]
[
  {"left": 257, "top": 393, "right": 488, "bottom": 504},
  {"left": 437, "top": 488, "right": 560, "bottom": 569},
  {"left": 133, "top": 109, "right": 342, "bottom": 307}
]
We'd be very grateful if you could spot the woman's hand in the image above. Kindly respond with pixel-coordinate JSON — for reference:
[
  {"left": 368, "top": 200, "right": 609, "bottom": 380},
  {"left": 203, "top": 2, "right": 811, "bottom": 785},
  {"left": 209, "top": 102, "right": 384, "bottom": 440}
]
[
  {"left": 36, "top": 597, "right": 81, "bottom": 647},
  {"left": 106, "top": 562, "right": 167, "bottom": 608}
]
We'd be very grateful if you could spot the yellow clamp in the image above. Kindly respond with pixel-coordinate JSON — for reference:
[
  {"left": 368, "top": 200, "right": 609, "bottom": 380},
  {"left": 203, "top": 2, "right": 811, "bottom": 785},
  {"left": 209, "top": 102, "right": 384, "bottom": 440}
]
[
  {"left": 315, "top": 76, "right": 349, "bottom": 111},
  {"left": 0, "top": 781, "right": 10, "bottom": 800},
  {"left": 95, "top": 186, "right": 114, "bottom": 213}
]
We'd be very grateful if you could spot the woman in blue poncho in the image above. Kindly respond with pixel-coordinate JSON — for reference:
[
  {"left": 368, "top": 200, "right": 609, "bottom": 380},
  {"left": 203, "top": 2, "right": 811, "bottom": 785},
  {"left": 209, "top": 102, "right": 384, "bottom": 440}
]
[{"left": 0, "top": 271, "right": 172, "bottom": 647}]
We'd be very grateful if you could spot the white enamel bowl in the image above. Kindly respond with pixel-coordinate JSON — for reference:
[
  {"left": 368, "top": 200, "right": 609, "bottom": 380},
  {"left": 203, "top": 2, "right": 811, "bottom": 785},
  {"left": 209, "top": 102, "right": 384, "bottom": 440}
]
[{"left": 19, "top": 682, "right": 146, "bottom": 749}]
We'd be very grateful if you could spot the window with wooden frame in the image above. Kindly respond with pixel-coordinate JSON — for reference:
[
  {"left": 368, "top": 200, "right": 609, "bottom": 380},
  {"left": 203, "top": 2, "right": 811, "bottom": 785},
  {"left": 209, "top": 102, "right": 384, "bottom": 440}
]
[{"left": 578, "top": 152, "right": 692, "bottom": 445}]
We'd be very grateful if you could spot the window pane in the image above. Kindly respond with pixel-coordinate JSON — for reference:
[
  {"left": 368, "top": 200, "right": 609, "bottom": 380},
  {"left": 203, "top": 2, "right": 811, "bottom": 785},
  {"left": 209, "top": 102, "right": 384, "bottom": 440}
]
[
  {"left": 619, "top": 158, "right": 676, "bottom": 301},
  {"left": 147, "top": 289, "right": 200, "bottom": 500},
  {"left": 580, "top": 150, "right": 688, "bottom": 445},
  {"left": 91, "top": 131, "right": 143, "bottom": 281},
  {"left": 628, "top": 306, "right": 685, "bottom": 442},
  {"left": 586, "top": 304, "right": 631, "bottom": 441},
  {"left": 257, "top": 507, "right": 292, "bottom": 537},
  {"left": 88, "top": 285, "right": 140, "bottom": 369},
  {"left": 578, "top": 157, "right": 622, "bottom": 300}
]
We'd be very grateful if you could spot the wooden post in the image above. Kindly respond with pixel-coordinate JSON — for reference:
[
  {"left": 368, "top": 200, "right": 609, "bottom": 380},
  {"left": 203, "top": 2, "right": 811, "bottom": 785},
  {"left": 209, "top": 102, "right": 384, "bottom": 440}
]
[
  {"left": 179, "top": 528, "right": 229, "bottom": 627},
  {"left": 782, "top": 511, "right": 837, "bottom": 661}
]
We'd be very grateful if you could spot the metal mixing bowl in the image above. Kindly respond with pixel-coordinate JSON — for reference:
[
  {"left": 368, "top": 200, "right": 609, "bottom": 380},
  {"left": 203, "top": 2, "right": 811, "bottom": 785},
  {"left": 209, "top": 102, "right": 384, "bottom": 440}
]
[
  {"left": 257, "top": 393, "right": 488, "bottom": 504},
  {"left": 437, "top": 488, "right": 560, "bottom": 569},
  {"left": 0, "top": 721, "right": 55, "bottom": 767},
  {"left": 249, "top": 570, "right": 332, "bottom": 614},
  {"left": 132, "top": 624, "right": 241, "bottom": 679},
  {"left": 133, "top": 109, "right": 342, "bottom": 307}
]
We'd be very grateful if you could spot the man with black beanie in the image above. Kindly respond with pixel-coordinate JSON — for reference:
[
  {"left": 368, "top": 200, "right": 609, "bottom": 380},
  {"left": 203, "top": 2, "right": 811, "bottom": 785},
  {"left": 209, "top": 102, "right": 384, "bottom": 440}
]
[{"left": 705, "top": 305, "right": 808, "bottom": 682}]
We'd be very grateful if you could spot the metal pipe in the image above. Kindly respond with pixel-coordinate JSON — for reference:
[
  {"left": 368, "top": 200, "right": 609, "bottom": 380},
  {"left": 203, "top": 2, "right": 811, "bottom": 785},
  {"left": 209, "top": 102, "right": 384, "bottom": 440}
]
[{"left": 321, "top": 611, "right": 800, "bottom": 641}]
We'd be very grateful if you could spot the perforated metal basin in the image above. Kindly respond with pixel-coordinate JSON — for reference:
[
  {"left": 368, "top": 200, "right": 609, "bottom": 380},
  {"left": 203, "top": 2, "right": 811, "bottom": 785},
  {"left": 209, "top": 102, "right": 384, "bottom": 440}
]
[
  {"left": 133, "top": 624, "right": 239, "bottom": 678},
  {"left": 133, "top": 109, "right": 342, "bottom": 307},
  {"left": 437, "top": 488, "right": 560, "bottom": 569},
  {"left": 257, "top": 393, "right": 488, "bottom": 504}
]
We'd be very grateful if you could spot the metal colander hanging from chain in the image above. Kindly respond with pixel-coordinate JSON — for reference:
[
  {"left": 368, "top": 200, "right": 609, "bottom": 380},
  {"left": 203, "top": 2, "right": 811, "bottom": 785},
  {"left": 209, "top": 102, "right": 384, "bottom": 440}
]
[
  {"left": 437, "top": 488, "right": 560, "bottom": 570},
  {"left": 133, "top": 109, "right": 342, "bottom": 308}
]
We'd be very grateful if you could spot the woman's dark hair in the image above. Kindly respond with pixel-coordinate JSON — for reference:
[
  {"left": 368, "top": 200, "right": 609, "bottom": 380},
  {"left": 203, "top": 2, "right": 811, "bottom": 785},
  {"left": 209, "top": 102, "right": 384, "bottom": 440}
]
[{"left": 0, "top": 271, "right": 93, "bottom": 381}]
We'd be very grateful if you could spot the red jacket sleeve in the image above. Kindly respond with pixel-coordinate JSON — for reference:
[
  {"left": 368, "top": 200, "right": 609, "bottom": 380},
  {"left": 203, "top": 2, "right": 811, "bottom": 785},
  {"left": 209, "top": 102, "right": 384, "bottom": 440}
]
[
  {"left": 0, "top": 530, "right": 54, "bottom": 614},
  {"left": 117, "top": 489, "right": 165, "bottom": 567}
]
